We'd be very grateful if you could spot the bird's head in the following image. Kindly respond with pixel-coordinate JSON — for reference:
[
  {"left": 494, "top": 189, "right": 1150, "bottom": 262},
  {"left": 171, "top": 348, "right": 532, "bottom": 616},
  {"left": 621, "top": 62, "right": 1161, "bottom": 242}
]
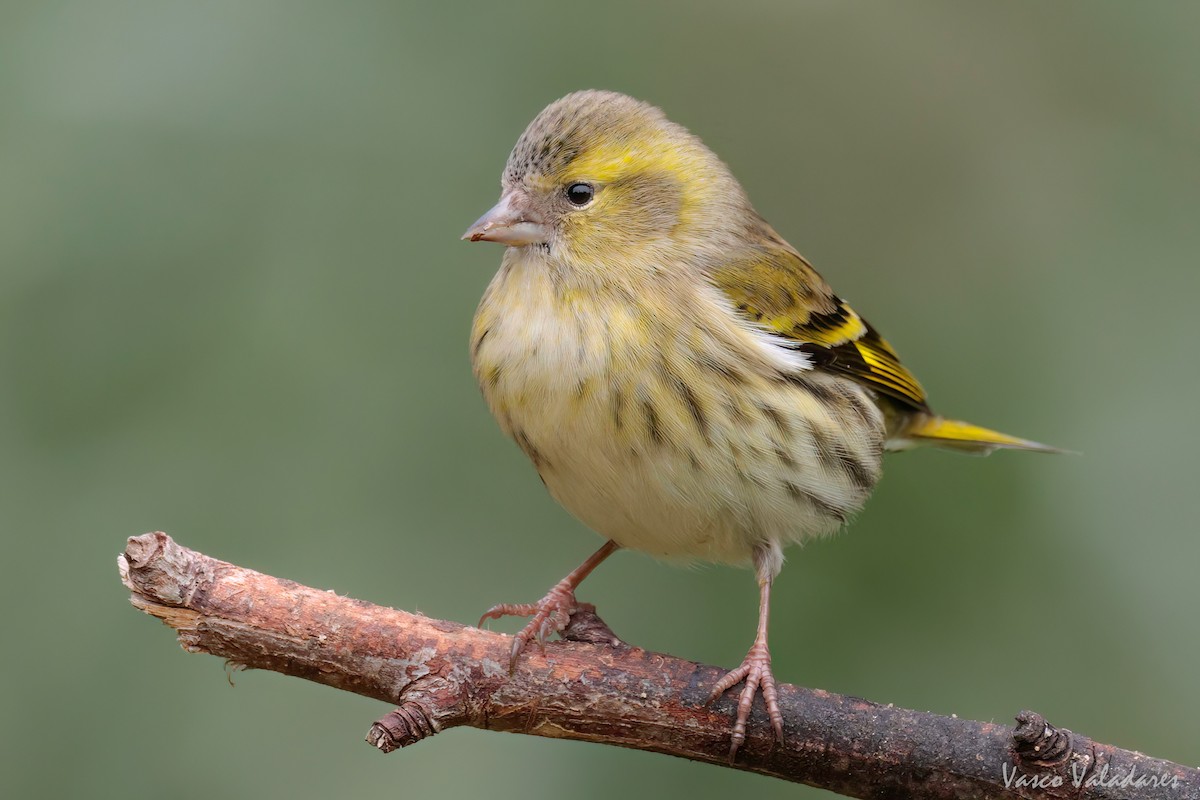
[{"left": 463, "top": 91, "right": 750, "bottom": 268}]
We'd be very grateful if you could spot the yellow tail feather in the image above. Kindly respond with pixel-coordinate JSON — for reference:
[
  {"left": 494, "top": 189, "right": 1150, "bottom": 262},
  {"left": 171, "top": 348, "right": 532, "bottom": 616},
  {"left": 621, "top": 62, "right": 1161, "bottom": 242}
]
[{"left": 893, "top": 415, "right": 1062, "bottom": 455}]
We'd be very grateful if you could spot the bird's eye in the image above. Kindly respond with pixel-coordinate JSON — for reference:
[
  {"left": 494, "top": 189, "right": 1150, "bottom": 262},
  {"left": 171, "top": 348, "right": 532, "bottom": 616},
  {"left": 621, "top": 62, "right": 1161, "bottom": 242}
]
[{"left": 565, "top": 182, "right": 595, "bottom": 206}]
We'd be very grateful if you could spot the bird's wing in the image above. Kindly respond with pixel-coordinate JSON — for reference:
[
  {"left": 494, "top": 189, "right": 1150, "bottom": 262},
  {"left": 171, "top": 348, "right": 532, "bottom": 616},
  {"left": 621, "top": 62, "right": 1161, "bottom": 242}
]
[{"left": 710, "top": 241, "right": 930, "bottom": 411}]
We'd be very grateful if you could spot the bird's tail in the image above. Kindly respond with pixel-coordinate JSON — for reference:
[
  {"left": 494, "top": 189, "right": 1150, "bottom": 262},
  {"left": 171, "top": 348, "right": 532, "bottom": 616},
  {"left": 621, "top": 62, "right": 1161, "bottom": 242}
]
[{"left": 889, "top": 414, "right": 1062, "bottom": 455}]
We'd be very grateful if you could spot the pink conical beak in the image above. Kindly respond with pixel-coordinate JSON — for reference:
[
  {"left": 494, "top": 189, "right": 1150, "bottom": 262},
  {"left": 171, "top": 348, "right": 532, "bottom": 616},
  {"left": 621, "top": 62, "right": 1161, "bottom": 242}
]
[{"left": 462, "top": 191, "right": 548, "bottom": 246}]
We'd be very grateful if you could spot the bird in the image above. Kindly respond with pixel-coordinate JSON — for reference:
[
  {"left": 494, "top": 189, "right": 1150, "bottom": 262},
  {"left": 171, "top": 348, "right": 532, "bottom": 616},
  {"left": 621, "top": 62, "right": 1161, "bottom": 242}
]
[{"left": 462, "top": 90, "right": 1055, "bottom": 760}]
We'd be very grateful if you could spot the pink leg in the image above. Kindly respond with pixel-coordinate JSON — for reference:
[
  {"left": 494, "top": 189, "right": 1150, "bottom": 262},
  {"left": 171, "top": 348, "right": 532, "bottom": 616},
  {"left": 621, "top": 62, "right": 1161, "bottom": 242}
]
[
  {"left": 479, "top": 540, "right": 619, "bottom": 667},
  {"left": 708, "top": 548, "right": 785, "bottom": 761}
]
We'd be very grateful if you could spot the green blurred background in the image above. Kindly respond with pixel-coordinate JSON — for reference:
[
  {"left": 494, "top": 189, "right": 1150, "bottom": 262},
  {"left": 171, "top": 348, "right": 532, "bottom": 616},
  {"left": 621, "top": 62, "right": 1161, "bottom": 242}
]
[{"left": 3, "top": 1, "right": 1197, "bottom": 797}]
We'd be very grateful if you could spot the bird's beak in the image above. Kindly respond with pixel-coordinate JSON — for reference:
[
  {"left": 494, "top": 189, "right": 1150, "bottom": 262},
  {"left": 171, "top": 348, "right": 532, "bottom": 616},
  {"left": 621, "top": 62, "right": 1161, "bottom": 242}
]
[{"left": 461, "top": 191, "right": 548, "bottom": 246}]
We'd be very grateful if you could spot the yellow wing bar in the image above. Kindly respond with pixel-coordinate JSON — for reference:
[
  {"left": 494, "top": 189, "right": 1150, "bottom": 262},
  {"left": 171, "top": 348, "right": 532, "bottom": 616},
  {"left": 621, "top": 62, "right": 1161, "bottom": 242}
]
[{"left": 711, "top": 243, "right": 928, "bottom": 409}]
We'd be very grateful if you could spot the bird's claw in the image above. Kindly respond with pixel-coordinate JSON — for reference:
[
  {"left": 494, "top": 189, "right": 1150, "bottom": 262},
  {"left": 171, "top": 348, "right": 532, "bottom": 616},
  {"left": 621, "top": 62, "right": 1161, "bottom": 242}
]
[
  {"left": 478, "top": 582, "right": 578, "bottom": 669},
  {"left": 707, "top": 641, "right": 784, "bottom": 762}
]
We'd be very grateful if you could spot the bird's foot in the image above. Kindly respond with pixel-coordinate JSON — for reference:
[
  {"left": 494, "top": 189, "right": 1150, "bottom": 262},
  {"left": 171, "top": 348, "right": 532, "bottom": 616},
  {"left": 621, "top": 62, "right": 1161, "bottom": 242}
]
[
  {"left": 478, "top": 580, "right": 579, "bottom": 668},
  {"left": 708, "top": 640, "right": 784, "bottom": 762}
]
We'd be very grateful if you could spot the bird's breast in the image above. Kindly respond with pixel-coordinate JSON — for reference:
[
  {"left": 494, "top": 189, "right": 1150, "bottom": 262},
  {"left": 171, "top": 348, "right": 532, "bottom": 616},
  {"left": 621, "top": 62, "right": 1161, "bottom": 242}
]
[
  {"left": 469, "top": 255, "right": 886, "bottom": 565},
  {"left": 471, "top": 260, "right": 642, "bottom": 465}
]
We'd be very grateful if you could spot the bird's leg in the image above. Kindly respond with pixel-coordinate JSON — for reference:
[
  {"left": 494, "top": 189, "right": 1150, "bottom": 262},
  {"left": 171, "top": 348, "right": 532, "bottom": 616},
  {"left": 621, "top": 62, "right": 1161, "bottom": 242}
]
[
  {"left": 479, "top": 539, "right": 619, "bottom": 668},
  {"left": 707, "top": 546, "right": 785, "bottom": 762}
]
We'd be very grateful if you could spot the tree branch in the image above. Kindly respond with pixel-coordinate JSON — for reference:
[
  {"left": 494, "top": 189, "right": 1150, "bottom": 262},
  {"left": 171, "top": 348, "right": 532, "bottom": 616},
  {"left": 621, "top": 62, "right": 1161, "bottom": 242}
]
[{"left": 119, "top": 532, "right": 1196, "bottom": 799}]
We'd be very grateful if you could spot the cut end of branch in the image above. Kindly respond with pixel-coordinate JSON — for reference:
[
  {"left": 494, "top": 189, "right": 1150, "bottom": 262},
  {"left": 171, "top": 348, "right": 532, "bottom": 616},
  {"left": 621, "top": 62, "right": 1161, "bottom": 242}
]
[{"left": 121, "top": 532, "right": 212, "bottom": 607}]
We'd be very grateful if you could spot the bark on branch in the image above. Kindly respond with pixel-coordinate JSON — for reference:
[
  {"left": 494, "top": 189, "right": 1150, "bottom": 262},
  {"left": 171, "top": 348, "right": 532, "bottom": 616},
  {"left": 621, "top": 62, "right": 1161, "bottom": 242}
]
[{"left": 119, "top": 532, "right": 1196, "bottom": 799}]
